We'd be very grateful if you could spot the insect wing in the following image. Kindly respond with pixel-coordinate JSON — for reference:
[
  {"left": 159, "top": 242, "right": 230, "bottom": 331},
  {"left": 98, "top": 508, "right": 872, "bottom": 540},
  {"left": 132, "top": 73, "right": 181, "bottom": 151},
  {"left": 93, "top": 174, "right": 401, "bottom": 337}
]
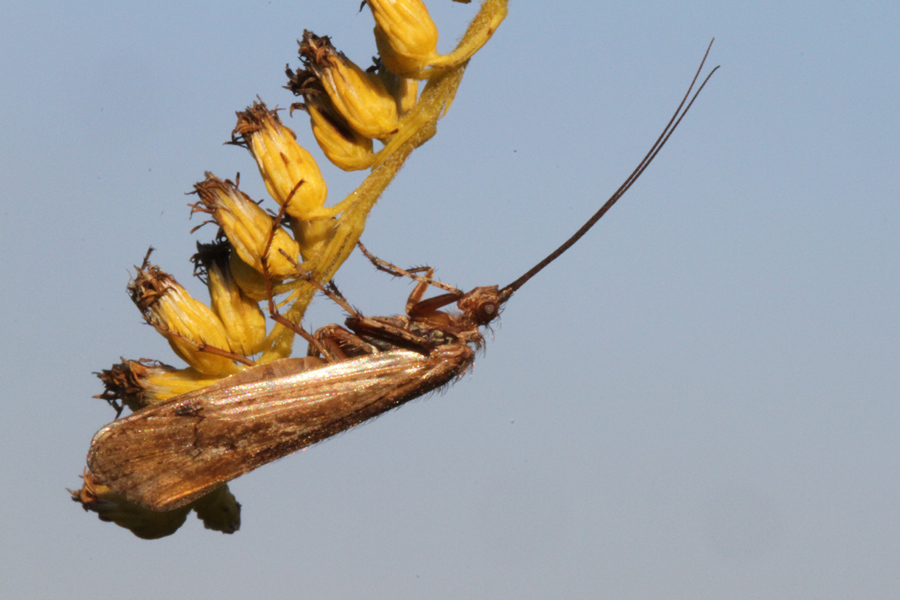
[{"left": 87, "top": 346, "right": 473, "bottom": 511}]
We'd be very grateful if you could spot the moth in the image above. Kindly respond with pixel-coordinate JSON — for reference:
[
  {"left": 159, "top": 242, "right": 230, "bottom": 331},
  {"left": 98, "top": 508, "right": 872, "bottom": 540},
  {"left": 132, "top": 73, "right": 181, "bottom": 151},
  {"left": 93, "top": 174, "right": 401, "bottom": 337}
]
[{"left": 86, "top": 45, "right": 718, "bottom": 512}]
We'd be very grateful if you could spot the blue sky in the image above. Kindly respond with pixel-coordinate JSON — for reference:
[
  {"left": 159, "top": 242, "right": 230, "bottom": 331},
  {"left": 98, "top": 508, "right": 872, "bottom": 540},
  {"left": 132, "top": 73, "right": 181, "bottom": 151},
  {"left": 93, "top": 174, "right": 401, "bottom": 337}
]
[{"left": 2, "top": 2, "right": 899, "bottom": 599}]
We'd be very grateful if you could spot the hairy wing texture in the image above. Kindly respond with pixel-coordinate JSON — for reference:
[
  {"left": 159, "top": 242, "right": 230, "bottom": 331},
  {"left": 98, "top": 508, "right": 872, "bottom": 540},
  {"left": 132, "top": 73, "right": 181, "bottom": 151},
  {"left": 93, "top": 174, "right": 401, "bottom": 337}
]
[{"left": 88, "top": 346, "right": 474, "bottom": 510}]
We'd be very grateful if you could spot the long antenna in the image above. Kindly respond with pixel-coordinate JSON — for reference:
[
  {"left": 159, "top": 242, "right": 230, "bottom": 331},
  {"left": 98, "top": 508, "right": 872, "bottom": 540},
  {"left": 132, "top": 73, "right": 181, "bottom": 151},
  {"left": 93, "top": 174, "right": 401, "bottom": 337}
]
[{"left": 501, "top": 40, "right": 719, "bottom": 298}]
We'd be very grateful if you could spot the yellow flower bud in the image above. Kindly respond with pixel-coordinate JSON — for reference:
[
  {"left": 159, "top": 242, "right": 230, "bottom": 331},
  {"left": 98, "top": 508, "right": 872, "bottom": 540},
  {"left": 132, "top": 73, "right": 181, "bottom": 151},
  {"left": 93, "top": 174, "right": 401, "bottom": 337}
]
[
  {"left": 191, "top": 174, "right": 300, "bottom": 278},
  {"left": 289, "top": 217, "right": 337, "bottom": 262},
  {"left": 128, "top": 257, "right": 239, "bottom": 376},
  {"left": 228, "top": 251, "right": 270, "bottom": 302},
  {"left": 298, "top": 94, "right": 376, "bottom": 171},
  {"left": 294, "top": 31, "right": 398, "bottom": 139},
  {"left": 227, "top": 250, "right": 309, "bottom": 310},
  {"left": 144, "top": 367, "right": 224, "bottom": 404},
  {"left": 368, "top": 0, "right": 440, "bottom": 77},
  {"left": 231, "top": 102, "right": 329, "bottom": 221},
  {"left": 194, "top": 242, "right": 267, "bottom": 356},
  {"left": 95, "top": 359, "right": 221, "bottom": 414},
  {"left": 374, "top": 58, "right": 419, "bottom": 116}
]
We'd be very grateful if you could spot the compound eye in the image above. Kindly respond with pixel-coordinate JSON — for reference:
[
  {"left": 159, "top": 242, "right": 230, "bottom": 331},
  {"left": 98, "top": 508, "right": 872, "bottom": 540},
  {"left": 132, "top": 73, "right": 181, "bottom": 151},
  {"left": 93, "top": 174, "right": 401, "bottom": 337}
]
[{"left": 478, "top": 302, "right": 497, "bottom": 323}]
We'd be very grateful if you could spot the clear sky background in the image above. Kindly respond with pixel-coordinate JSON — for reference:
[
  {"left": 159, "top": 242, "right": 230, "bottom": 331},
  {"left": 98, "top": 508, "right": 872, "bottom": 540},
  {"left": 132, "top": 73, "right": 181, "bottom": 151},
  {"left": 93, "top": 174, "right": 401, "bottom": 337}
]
[{"left": 2, "top": 2, "right": 899, "bottom": 598}]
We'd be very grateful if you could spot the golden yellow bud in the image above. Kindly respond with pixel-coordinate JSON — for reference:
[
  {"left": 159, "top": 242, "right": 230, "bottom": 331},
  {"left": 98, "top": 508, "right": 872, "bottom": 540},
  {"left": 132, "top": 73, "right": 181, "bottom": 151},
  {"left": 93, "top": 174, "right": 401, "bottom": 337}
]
[
  {"left": 143, "top": 367, "right": 223, "bottom": 404},
  {"left": 95, "top": 359, "right": 220, "bottom": 414},
  {"left": 128, "top": 257, "right": 238, "bottom": 376},
  {"left": 301, "top": 95, "right": 376, "bottom": 171},
  {"left": 227, "top": 251, "right": 307, "bottom": 313},
  {"left": 374, "top": 59, "right": 419, "bottom": 116},
  {"left": 368, "top": 0, "right": 440, "bottom": 77},
  {"left": 232, "top": 102, "right": 329, "bottom": 221},
  {"left": 289, "top": 217, "right": 337, "bottom": 262},
  {"left": 191, "top": 174, "right": 300, "bottom": 279},
  {"left": 294, "top": 31, "right": 398, "bottom": 139},
  {"left": 228, "top": 251, "right": 270, "bottom": 302},
  {"left": 194, "top": 242, "right": 267, "bottom": 356}
]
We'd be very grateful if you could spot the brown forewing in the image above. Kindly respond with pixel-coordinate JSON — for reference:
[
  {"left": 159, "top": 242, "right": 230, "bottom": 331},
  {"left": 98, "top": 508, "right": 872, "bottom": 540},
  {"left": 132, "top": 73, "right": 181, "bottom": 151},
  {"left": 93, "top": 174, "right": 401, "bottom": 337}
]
[{"left": 87, "top": 345, "right": 475, "bottom": 511}]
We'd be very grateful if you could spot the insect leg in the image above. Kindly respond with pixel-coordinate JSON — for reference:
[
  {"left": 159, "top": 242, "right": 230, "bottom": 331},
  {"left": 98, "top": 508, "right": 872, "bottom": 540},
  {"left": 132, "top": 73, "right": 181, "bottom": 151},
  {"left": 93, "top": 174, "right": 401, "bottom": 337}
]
[
  {"left": 357, "top": 241, "right": 463, "bottom": 296},
  {"left": 311, "top": 323, "right": 380, "bottom": 359},
  {"left": 356, "top": 240, "right": 466, "bottom": 319},
  {"left": 149, "top": 320, "right": 256, "bottom": 367},
  {"left": 258, "top": 191, "right": 337, "bottom": 360},
  {"left": 279, "top": 253, "right": 437, "bottom": 355}
]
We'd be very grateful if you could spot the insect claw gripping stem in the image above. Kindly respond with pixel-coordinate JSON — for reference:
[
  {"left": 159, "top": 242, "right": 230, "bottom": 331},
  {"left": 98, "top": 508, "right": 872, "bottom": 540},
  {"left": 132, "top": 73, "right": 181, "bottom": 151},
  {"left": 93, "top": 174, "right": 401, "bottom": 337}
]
[{"left": 323, "top": 280, "right": 347, "bottom": 302}]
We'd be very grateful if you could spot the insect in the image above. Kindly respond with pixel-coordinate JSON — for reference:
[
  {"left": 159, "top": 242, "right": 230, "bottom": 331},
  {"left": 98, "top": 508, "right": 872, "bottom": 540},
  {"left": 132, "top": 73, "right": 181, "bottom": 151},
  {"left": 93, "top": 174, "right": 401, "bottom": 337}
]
[{"left": 85, "top": 44, "right": 718, "bottom": 512}]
